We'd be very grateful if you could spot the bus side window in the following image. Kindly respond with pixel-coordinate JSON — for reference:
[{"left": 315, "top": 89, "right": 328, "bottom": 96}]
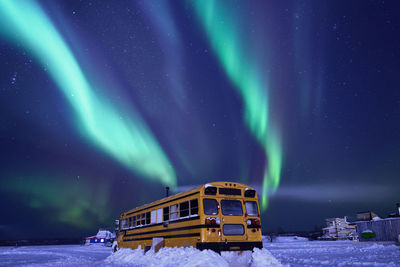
[
  {"left": 146, "top": 212, "right": 150, "bottom": 224},
  {"left": 132, "top": 215, "right": 136, "bottom": 228},
  {"left": 170, "top": 204, "right": 178, "bottom": 220},
  {"left": 151, "top": 210, "right": 157, "bottom": 224},
  {"left": 136, "top": 215, "right": 140, "bottom": 226},
  {"left": 129, "top": 217, "right": 132, "bottom": 228},
  {"left": 141, "top": 213, "right": 145, "bottom": 225},
  {"left": 190, "top": 199, "right": 198, "bottom": 215},
  {"left": 156, "top": 208, "right": 163, "bottom": 223},
  {"left": 163, "top": 206, "right": 169, "bottom": 221},
  {"left": 180, "top": 201, "right": 189, "bottom": 217}
]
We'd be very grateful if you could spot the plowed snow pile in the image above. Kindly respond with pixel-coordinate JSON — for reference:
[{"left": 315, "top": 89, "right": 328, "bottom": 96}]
[{"left": 105, "top": 247, "right": 282, "bottom": 267}]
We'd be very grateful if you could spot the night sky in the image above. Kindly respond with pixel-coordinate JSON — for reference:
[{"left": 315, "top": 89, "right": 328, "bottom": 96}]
[{"left": 1, "top": 0, "right": 399, "bottom": 240}]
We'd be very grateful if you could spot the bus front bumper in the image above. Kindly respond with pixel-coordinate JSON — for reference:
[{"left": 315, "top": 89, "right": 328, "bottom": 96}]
[{"left": 196, "top": 241, "right": 262, "bottom": 252}]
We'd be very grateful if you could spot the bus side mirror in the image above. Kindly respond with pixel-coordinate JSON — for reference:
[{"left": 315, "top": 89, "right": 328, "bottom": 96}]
[{"left": 163, "top": 221, "right": 169, "bottom": 228}]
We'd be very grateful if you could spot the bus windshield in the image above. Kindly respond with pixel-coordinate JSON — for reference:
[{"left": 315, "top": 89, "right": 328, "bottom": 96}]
[
  {"left": 203, "top": 199, "right": 218, "bottom": 215},
  {"left": 221, "top": 200, "right": 243, "bottom": 216}
]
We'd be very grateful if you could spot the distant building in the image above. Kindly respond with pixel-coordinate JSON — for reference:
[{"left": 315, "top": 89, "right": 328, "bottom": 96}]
[
  {"left": 387, "top": 203, "right": 400, "bottom": 218},
  {"left": 85, "top": 229, "right": 116, "bottom": 246},
  {"left": 355, "top": 218, "right": 400, "bottom": 242},
  {"left": 322, "top": 217, "right": 357, "bottom": 240},
  {"left": 355, "top": 203, "right": 400, "bottom": 242},
  {"left": 356, "top": 211, "right": 380, "bottom": 221}
]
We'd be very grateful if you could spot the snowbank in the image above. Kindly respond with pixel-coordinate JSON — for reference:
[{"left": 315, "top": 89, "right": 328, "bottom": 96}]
[
  {"left": 106, "top": 246, "right": 283, "bottom": 267},
  {"left": 106, "top": 247, "right": 229, "bottom": 267},
  {"left": 251, "top": 248, "right": 283, "bottom": 266}
]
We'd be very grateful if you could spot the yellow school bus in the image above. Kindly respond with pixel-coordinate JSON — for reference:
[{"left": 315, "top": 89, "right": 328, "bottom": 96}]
[{"left": 114, "top": 182, "right": 262, "bottom": 253}]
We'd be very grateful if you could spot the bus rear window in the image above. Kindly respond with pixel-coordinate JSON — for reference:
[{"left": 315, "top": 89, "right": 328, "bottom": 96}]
[
  {"left": 223, "top": 224, "right": 244, "bottom": 235},
  {"left": 203, "top": 199, "right": 218, "bottom": 215},
  {"left": 221, "top": 200, "right": 243, "bottom": 216},
  {"left": 245, "top": 201, "right": 259, "bottom": 216}
]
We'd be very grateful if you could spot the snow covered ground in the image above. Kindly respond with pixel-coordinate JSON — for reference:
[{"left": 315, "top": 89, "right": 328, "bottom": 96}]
[
  {"left": 264, "top": 239, "right": 400, "bottom": 266},
  {"left": 0, "top": 237, "right": 399, "bottom": 266},
  {"left": 0, "top": 245, "right": 110, "bottom": 266},
  {"left": 270, "top": 236, "right": 309, "bottom": 243}
]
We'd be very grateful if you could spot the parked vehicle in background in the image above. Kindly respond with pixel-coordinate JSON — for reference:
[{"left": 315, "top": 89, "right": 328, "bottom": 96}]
[{"left": 85, "top": 229, "right": 116, "bottom": 246}]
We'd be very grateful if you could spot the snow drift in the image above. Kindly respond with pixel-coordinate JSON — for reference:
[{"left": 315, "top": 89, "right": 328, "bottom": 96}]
[{"left": 106, "top": 247, "right": 282, "bottom": 267}]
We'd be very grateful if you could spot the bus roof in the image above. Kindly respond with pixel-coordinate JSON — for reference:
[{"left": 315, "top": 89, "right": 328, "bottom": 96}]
[{"left": 121, "top": 182, "right": 255, "bottom": 218}]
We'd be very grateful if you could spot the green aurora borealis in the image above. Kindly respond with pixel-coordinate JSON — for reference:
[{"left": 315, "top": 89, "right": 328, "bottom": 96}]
[
  {"left": 192, "top": 1, "right": 282, "bottom": 210},
  {"left": 1, "top": 0, "right": 399, "bottom": 238},
  {"left": 1, "top": 175, "right": 109, "bottom": 229},
  {"left": 0, "top": 0, "right": 281, "bottom": 220},
  {"left": 0, "top": 0, "right": 177, "bottom": 189}
]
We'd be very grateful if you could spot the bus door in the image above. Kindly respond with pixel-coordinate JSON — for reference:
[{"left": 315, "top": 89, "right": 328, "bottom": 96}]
[
  {"left": 219, "top": 199, "right": 246, "bottom": 241},
  {"left": 203, "top": 198, "right": 222, "bottom": 242}
]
